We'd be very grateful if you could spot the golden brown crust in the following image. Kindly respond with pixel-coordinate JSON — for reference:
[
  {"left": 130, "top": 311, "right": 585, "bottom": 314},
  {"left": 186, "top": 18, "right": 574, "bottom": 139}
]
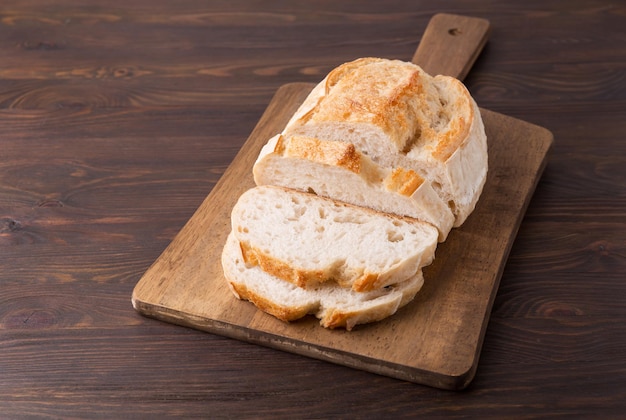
[
  {"left": 324, "top": 57, "right": 385, "bottom": 93},
  {"left": 239, "top": 239, "right": 395, "bottom": 293},
  {"left": 351, "top": 271, "right": 382, "bottom": 293},
  {"left": 273, "top": 133, "right": 286, "bottom": 154},
  {"left": 291, "top": 58, "right": 475, "bottom": 163},
  {"left": 228, "top": 281, "right": 309, "bottom": 322},
  {"left": 239, "top": 240, "right": 329, "bottom": 289},
  {"left": 384, "top": 167, "right": 424, "bottom": 197},
  {"left": 427, "top": 78, "right": 473, "bottom": 162},
  {"left": 230, "top": 281, "right": 368, "bottom": 330},
  {"left": 312, "top": 59, "right": 422, "bottom": 147},
  {"left": 283, "top": 135, "right": 361, "bottom": 174},
  {"left": 320, "top": 308, "right": 352, "bottom": 330}
]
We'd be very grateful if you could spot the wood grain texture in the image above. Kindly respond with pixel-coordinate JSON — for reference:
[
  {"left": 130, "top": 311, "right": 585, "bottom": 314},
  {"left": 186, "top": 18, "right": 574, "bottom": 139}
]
[
  {"left": 1, "top": 0, "right": 625, "bottom": 416},
  {"left": 413, "top": 13, "right": 490, "bottom": 79}
]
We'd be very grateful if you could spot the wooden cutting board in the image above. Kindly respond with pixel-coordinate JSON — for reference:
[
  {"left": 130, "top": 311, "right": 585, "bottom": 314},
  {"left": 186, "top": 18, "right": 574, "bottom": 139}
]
[{"left": 132, "top": 14, "right": 553, "bottom": 390}]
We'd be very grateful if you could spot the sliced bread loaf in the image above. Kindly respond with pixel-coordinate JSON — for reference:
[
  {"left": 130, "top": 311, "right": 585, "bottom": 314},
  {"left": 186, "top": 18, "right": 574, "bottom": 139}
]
[
  {"left": 253, "top": 133, "right": 454, "bottom": 241},
  {"left": 281, "top": 57, "right": 488, "bottom": 227},
  {"left": 222, "top": 231, "right": 424, "bottom": 330},
  {"left": 230, "top": 185, "right": 438, "bottom": 292}
]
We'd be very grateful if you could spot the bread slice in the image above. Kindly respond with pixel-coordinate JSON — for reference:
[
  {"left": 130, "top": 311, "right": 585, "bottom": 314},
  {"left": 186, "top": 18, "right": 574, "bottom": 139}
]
[
  {"left": 230, "top": 185, "right": 438, "bottom": 292},
  {"left": 282, "top": 57, "right": 488, "bottom": 227},
  {"left": 222, "top": 231, "right": 424, "bottom": 330},
  {"left": 253, "top": 133, "right": 454, "bottom": 241}
]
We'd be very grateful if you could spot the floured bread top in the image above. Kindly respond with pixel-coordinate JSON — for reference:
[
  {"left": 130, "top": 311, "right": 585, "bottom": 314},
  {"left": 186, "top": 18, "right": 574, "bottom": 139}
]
[{"left": 289, "top": 57, "right": 475, "bottom": 162}]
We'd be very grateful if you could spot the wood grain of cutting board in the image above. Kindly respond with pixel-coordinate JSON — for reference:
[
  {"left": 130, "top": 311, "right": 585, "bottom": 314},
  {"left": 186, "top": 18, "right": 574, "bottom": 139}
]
[{"left": 132, "top": 14, "right": 553, "bottom": 390}]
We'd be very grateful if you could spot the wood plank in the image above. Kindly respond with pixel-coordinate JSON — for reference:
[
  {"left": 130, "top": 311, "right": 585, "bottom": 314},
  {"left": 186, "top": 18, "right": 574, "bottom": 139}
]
[
  {"left": 132, "top": 80, "right": 553, "bottom": 389},
  {"left": 412, "top": 13, "right": 490, "bottom": 80},
  {"left": 4, "top": 324, "right": 625, "bottom": 417}
]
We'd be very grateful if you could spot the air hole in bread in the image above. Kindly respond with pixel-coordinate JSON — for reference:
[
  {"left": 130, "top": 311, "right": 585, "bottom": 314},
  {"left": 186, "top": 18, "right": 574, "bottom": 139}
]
[
  {"left": 402, "top": 126, "right": 422, "bottom": 154},
  {"left": 295, "top": 206, "right": 307, "bottom": 217},
  {"left": 306, "top": 187, "right": 317, "bottom": 195},
  {"left": 287, "top": 205, "right": 307, "bottom": 222},
  {"left": 318, "top": 207, "right": 327, "bottom": 219},
  {"left": 387, "top": 230, "right": 404, "bottom": 242},
  {"left": 435, "top": 110, "right": 450, "bottom": 130},
  {"left": 315, "top": 225, "right": 325, "bottom": 233},
  {"left": 448, "top": 200, "right": 456, "bottom": 213}
]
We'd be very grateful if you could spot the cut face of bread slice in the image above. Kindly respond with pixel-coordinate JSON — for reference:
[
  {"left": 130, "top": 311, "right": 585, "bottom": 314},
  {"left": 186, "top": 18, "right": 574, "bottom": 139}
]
[
  {"left": 222, "top": 231, "right": 424, "bottom": 330},
  {"left": 282, "top": 57, "right": 488, "bottom": 227},
  {"left": 230, "top": 186, "right": 438, "bottom": 292},
  {"left": 253, "top": 133, "right": 454, "bottom": 241}
]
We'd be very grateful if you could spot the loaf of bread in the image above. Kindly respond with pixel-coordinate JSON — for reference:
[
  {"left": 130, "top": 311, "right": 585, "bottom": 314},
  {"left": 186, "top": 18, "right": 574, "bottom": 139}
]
[
  {"left": 230, "top": 185, "right": 438, "bottom": 292},
  {"left": 222, "top": 231, "right": 424, "bottom": 331},
  {"left": 221, "top": 57, "right": 488, "bottom": 330},
  {"left": 280, "top": 57, "right": 487, "bottom": 227}
]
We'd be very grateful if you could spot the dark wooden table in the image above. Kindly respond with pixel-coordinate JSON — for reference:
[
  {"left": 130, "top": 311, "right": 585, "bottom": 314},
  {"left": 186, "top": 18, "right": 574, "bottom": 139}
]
[{"left": 2, "top": 0, "right": 625, "bottom": 417}]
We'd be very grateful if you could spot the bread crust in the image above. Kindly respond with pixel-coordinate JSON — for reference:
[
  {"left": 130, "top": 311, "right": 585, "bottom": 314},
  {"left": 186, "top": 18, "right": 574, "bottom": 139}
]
[
  {"left": 239, "top": 239, "right": 330, "bottom": 289},
  {"left": 227, "top": 281, "right": 310, "bottom": 322},
  {"left": 306, "top": 58, "right": 425, "bottom": 153},
  {"left": 384, "top": 167, "right": 424, "bottom": 196},
  {"left": 282, "top": 135, "right": 361, "bottom": 174}
]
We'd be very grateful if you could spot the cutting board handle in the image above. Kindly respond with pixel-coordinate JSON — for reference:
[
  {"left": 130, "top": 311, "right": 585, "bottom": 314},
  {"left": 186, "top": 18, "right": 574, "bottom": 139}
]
[{"left": 412, "top": 13, "right": 491, "bottom": 80}]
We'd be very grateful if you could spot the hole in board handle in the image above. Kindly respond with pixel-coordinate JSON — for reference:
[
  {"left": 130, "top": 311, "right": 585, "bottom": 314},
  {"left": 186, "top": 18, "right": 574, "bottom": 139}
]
[{"left": 448, "top": 28, "right": 461, "bottom": 36}]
